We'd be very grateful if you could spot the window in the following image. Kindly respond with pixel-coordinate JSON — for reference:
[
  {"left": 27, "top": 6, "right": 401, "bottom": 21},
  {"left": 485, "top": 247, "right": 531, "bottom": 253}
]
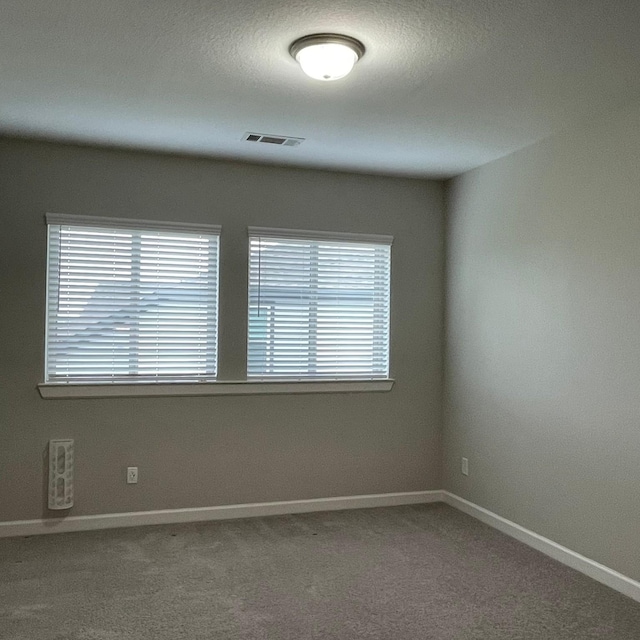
[
  {"left": 247, "top": 227, "right": 392, "bottom": 380},
  {"left": 45, "top": 214, "right": 220, "bottom": 384}
]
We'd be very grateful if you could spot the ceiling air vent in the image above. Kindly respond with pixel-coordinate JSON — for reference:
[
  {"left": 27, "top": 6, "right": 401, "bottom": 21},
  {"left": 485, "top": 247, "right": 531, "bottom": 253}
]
[{"left": 243, "top": 132, "right": 304, "bottom": 147}]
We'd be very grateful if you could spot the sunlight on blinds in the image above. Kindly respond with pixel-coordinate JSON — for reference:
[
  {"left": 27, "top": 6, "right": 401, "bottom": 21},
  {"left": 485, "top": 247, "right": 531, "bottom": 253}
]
[
  {"left": 248, "top": 230, "right": 391, "bottom": 380},
  {"left": 45, "top": 218, "right": 220, "bottom": 383}
]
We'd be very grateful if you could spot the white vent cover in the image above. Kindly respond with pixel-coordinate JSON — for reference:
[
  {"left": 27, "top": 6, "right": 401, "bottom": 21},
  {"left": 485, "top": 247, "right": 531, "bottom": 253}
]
[
  {"left": 48, "top": 439, "right": 74, "bottom": 510},
  {"left": 243, "top": 132, "right": 304, "bottom": 147}
]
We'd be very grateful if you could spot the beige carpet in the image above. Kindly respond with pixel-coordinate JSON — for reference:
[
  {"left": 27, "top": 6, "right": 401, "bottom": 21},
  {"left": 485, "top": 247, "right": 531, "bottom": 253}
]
[{"left": 1, "top": 503, "right": 639, "bottom": 639}]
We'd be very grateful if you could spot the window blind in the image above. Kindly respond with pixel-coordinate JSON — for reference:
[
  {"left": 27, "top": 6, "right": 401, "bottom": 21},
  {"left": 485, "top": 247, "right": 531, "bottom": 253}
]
[
  {"left": 45, "top": 215, "right": 220, "bottom": 384},
  {"left": 247, "top": 228, "right": 392, "bottom": 380}
]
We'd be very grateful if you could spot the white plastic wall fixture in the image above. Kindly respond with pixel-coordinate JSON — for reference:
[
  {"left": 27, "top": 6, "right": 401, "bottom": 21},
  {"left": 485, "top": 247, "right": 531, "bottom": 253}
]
[{"left": 48, "top": 439, "right": 74, "bottom": 510}]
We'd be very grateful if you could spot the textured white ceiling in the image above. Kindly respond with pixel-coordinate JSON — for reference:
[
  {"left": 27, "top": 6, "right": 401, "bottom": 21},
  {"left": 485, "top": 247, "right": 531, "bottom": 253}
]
[{"left": 2, "top": 0, "right": 640, "bottom": 177}]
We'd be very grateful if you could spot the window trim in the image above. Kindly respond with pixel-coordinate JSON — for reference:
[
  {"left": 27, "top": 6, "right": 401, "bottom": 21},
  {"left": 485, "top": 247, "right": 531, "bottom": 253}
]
[
  {"left": 247, "top": 226, "right": 393, "bottom": 245},
  {"left": 246, "top": 227, "right": 393, "bottom": 381},
  {"left": 37, "top": 379, "right": 395, "bottom": 399},
  {"left": 39, "top": 219, "right": 396, "bottom": 398},
  {"left": 43, "top": 213, "right": 221, "bottom": 385},
  {"left": 46, "top": 213, "right": 221, "bottom": 235}
]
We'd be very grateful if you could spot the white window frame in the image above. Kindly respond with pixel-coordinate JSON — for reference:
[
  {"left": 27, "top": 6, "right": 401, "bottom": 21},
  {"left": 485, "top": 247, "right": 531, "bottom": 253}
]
[
  {"left": 246, "top": 227, "right": 393, "bottom": 382},
  {"left": 38, "top": 219, "right": 395, "bottom": 399},
  {"left": 40, "top": 213, "right": 221, "bottom": 393}
]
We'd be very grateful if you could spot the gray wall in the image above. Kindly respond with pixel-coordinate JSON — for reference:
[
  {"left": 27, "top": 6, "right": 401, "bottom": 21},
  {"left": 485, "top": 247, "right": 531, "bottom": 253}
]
[
  {"left": 444, "top": 98, "right": 640, "bottom": 582},
  {"left": 0, "top": 138, "right": 445, "bottom": 522}
]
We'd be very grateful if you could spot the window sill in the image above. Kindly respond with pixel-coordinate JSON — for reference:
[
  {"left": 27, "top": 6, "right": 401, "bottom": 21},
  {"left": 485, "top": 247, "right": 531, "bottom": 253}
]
[{"left": 37, "top": 379, "right": 395, "bottom": 399}]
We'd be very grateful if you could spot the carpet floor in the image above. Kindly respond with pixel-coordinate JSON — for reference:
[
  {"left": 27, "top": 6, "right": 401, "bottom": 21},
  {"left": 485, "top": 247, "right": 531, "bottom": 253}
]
[{"left": 1, "top": 503, "right": 639, "bottom": 639}]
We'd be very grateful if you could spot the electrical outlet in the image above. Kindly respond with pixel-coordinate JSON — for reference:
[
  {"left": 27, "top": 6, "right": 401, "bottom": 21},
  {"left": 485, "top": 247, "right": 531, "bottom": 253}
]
[
  {"left": 461, "top": 457, "right": 469, "bottom": 476},
  {"left": 127, "top": 467, "right": 138, "bottom": 484}
]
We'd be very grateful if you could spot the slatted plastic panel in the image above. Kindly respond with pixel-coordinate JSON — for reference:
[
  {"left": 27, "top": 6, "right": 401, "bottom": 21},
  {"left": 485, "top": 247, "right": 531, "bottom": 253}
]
[
  {"left": 46, "top": 221, "right": 220, "bottom": 383},
  {"left": 48, "top": 439, "right": 74, "bottom": 510},
  {"left": 248, "top": 232, "right": 391, "bottom": 379}
]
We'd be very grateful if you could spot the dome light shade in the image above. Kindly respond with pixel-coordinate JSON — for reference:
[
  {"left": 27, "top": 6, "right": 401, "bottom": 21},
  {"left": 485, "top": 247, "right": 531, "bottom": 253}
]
[{"left": 290, "top": 34, "right": 365, "bottom": 81}]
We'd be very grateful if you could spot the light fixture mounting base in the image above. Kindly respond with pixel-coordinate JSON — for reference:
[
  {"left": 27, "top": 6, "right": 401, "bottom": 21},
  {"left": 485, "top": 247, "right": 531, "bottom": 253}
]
[{"left": 289, "top": 33, "right": 365, "bottom": 61}]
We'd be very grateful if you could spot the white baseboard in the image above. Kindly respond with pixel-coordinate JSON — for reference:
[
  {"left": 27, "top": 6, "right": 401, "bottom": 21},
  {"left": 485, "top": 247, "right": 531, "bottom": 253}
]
[
  {"left": 4, "top": 489, "right": 637, "bottom": 605},
  {"left": 443, "top": 492, "right": 640, "bottom": 604},
  {"left": 0, "top": 490, "right": 443, "bottom": 538}
]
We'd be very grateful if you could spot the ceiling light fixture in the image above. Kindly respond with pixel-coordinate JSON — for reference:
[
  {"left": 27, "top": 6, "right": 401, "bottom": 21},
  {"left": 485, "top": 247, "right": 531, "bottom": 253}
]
[{"left": 289, "top": 34, "right": 365, "bottom": 82}]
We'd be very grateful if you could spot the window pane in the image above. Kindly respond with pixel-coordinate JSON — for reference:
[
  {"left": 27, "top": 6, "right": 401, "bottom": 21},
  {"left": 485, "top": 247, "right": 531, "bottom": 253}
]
[
  {"left": 247, "top": 233, "right": 391, "bottom": 380},
  {"left": 45, "top": 220, "right": 220, "bottom": 383}
]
